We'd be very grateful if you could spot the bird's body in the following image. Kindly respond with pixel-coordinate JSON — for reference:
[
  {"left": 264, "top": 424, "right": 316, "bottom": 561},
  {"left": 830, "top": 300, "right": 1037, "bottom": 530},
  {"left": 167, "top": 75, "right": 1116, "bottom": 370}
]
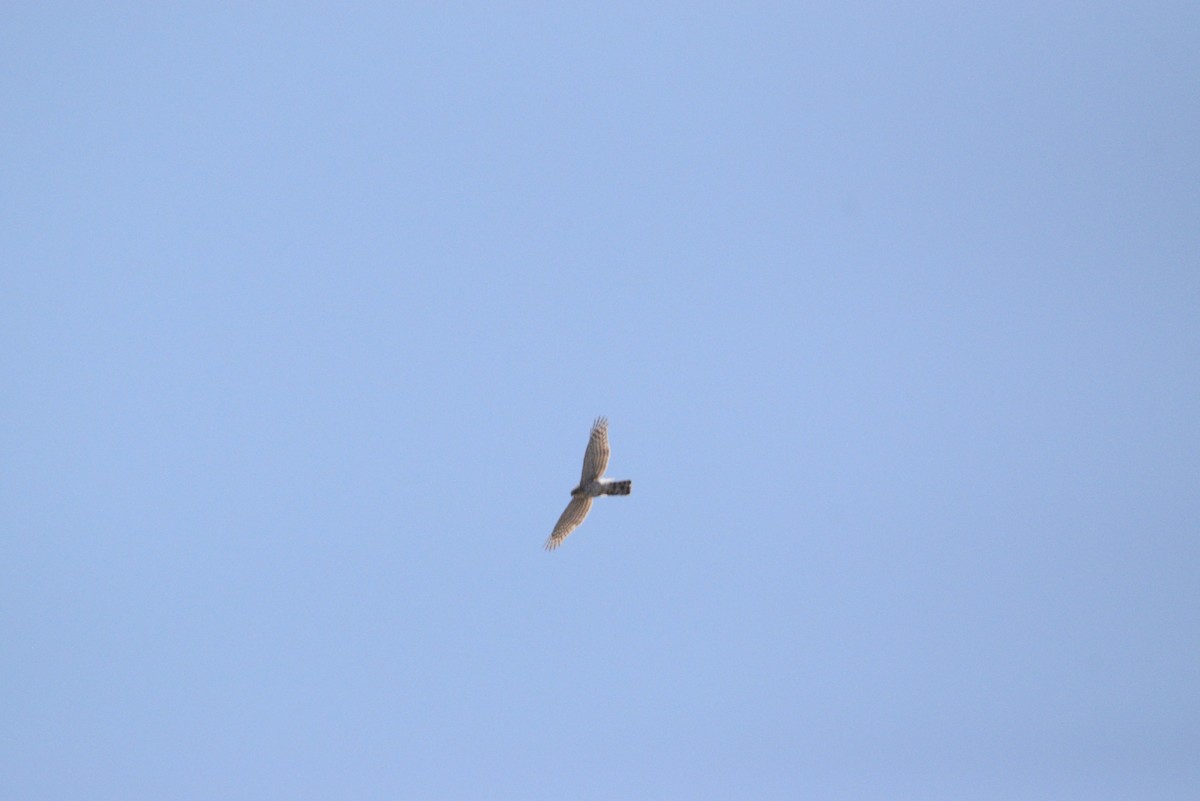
[
  {"left": 545, "top": 417, "right": 631, "bottom": 550},
  {"left": 571, "top": 477, "right": 633, "bottom": 498}
]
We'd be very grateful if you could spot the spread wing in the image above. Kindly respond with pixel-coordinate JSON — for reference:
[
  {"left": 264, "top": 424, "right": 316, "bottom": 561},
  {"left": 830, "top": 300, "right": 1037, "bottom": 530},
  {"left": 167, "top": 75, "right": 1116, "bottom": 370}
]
[
  {"left": 579, "top": 416, "right": 610, "bottom": 484},
  {"left": 545, "top": 497, "right": 592, "bottom": 551}
]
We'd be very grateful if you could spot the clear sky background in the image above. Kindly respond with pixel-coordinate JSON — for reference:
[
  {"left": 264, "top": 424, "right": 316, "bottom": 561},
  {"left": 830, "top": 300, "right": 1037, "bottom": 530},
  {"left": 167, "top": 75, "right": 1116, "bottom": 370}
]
[{"left": 3, "top": 4, "right": 1197, "bottom": 800}]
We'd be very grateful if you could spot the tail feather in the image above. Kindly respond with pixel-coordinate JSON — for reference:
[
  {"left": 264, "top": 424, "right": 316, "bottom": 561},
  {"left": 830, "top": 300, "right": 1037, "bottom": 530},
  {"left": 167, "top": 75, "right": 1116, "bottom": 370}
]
[{"left": 602, "top": 479, "right": 632, "bottom": 496}]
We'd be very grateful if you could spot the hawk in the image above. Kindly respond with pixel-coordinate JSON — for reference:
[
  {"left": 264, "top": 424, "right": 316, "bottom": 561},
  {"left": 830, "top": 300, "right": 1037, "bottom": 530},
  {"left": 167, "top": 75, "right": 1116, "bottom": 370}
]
[{"left": 545, "top": 416, "right": 632, "bottom": 550}]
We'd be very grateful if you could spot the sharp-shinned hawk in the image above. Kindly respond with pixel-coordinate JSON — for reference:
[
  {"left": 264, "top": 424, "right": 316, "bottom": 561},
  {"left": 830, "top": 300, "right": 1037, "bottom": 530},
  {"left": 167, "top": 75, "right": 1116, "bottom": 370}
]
[{"left": 545, "top": 416, "right": 631, "bottom": 550}]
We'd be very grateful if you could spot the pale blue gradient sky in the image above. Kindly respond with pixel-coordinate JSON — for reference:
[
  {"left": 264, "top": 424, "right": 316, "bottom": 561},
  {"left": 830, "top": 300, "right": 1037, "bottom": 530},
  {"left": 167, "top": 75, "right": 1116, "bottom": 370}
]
[{"left": 3, "top": 4, "right": 1198, "bottom": 799}]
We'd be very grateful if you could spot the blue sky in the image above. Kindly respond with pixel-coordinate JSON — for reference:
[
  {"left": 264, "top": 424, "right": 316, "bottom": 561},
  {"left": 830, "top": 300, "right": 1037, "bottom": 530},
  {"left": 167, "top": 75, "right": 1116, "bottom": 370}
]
[{"left": 3, "top": 4, "right": 1197, "bottom": 799}]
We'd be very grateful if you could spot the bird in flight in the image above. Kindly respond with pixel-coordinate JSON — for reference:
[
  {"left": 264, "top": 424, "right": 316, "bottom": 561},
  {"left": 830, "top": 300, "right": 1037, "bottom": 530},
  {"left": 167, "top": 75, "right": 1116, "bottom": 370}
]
[{"left": 545, "top": 416, "right": 631, "bottom": 550}]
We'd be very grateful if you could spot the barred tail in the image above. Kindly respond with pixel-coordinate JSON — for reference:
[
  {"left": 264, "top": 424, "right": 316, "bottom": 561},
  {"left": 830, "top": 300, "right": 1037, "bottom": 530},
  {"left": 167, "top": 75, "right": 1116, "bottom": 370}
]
[{"left": 602, "top": 479, "right": 632, "bottom": 496}]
